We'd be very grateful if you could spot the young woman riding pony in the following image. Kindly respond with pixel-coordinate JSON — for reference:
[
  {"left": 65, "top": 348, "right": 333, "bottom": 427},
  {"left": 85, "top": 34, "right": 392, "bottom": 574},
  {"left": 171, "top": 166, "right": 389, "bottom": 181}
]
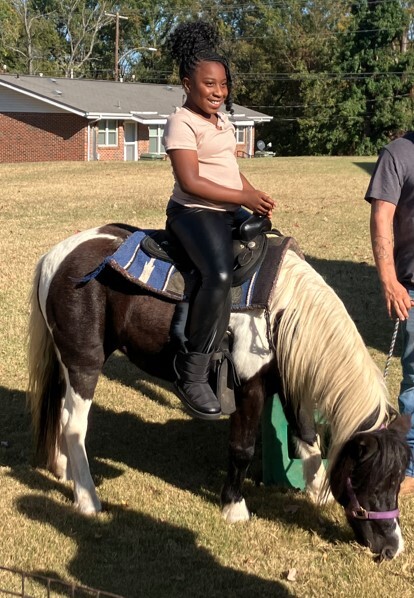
[{"left": 163, "top": 21, "right": 275, "bottom": 421}]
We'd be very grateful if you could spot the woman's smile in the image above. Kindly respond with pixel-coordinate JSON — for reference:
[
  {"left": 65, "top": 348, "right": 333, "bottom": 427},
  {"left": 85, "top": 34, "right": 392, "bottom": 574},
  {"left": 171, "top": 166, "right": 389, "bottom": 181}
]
[{"left": 183, "top": 61, "right": 228, "bottom": 119}]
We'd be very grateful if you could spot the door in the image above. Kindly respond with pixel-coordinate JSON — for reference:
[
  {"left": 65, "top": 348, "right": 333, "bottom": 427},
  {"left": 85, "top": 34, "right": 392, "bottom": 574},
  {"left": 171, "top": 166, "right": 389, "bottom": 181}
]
[{"left": 124, "top": 122, "right": 137, "bottom": 161}]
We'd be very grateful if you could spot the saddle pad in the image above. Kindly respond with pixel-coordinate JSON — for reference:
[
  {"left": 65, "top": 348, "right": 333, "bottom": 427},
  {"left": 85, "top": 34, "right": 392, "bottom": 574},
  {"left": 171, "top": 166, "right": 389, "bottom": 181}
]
[{"left": 81, "top": 229, "right": 303, "bottom": 311}]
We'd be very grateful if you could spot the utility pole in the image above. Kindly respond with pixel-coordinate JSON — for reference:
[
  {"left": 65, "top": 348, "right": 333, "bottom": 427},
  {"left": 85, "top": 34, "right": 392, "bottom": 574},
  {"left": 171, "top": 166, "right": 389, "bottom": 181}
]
[{"left": 105, "top": 11, "right": 129, "bottom": 81}]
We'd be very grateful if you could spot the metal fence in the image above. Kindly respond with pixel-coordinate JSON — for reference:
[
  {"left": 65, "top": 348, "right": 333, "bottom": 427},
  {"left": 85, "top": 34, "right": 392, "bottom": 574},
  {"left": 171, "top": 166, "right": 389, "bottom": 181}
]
[{"left": 0, "top": 567, "right": 125, "bottom": 598}]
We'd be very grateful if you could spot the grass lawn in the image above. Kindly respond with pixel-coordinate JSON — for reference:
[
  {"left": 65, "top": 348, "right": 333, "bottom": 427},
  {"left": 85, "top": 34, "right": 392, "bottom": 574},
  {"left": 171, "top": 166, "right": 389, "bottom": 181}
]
[{"left": 1, "top": 158, "right": 413, "bottom": 597}]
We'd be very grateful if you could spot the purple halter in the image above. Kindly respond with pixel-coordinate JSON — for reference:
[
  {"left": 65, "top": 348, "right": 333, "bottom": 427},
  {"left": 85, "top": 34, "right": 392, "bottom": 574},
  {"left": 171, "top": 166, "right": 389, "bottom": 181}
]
[
  {"left": 345, "top": 422, "right": 400, "bottom": 521},
  {"left": 345, "top": 477, "right": 400, "bottom": 521}
]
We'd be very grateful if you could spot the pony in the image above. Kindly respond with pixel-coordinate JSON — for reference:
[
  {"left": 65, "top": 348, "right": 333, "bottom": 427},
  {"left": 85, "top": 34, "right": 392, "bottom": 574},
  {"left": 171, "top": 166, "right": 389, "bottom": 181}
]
[{"left": 27, "top": 223, "right": 410, "bottom": 560}]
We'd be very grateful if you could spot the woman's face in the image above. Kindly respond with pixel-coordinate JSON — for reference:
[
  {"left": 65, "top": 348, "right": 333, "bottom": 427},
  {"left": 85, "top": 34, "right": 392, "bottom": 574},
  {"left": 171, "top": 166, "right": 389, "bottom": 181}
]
[{"left": 183, "top": 60, "right": 228, "bottom": 118}]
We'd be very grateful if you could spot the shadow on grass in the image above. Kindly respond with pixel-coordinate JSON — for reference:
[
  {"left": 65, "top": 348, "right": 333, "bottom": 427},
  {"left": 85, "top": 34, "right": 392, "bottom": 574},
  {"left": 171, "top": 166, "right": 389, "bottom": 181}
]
[
  {"left": 15, "top": 493, "right": 294, "bottom": 598},
  {"left": 3, "top": 382, "right": 350, "bottom": 563},
  {"left": 307, "top": 256, "right": 400, "bottom": 357},
  {"left": 353, "top": 160, "right": 377, "bottom": 177},
  {"left": 0, "top": 385, "right": 32, "bottom": 468},
  {"left": 102, "top": 354, "right": 176, "bottom": 409}
]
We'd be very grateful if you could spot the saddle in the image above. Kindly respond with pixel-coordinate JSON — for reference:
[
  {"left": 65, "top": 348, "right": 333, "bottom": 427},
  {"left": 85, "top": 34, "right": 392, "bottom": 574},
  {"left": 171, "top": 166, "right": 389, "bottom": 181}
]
[
  {"left": 81, "top": 216, "right": 297, "bottom": 416},
  {"left": 141, "top": 213, "right": 272, "bottom": 288}
]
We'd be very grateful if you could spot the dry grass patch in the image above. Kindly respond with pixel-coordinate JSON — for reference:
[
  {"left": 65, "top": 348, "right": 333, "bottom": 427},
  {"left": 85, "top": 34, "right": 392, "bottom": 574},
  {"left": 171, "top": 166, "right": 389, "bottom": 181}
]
[{"left": 1, "top": 158, "right": 413, "bottom": 597}]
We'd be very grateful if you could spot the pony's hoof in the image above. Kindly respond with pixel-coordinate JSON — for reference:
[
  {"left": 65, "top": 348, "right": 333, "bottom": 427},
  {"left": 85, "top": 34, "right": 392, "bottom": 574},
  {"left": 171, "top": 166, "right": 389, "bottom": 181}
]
[
  {"left": 222, "top": 499, "right": 250, "bottom": 523},
  {"left": 50, "top": 457, "right": 72, "bottom": 481},
  {"left": 306, "top": 487, "right": 334, "bottom": 505},
  {"left": 74, "top": 496, "right": 102, "bottom": 515},
  {"left": 75, "top": 503, "right": 101, "bottom": 515}
]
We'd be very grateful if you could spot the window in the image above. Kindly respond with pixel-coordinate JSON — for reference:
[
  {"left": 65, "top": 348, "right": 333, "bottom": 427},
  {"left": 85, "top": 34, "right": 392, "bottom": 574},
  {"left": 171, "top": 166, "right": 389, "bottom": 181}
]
[
  {"left": 98, "top": 120, "right": 118, "bottom": 146},
  {"left": 235, "top": 126, "right": 245, "bottom": 144},
  {"left": 148, "top": 125, "right": 165, "bottom": 154}
]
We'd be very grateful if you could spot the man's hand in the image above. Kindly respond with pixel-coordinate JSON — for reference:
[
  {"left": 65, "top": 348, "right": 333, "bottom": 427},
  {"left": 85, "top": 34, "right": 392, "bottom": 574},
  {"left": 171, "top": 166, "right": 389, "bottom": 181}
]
[{"left": 381, "top": 279, "right": 414, "bottom": 320}]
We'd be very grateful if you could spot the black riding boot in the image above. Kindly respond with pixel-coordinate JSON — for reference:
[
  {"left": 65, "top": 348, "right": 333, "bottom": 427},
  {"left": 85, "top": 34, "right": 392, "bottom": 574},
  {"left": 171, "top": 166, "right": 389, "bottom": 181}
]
[{"left": 174, "top": 351, "right": 222, "bottom": 420}]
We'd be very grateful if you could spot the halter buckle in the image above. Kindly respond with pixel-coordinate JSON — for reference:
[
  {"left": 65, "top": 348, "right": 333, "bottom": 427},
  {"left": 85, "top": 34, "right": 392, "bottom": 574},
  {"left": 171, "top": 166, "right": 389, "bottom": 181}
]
[
  {"left": 346, "top": 477, "right": 400, "bottom": 521},
  {"left": 351, "top": 507, "right": 368, "bottom": 520}
]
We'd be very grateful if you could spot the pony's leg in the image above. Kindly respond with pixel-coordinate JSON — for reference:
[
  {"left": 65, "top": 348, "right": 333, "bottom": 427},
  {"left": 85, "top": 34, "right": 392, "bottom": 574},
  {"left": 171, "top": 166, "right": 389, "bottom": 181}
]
[
  {"left": 52, "top": 425, "right": 73, "bottom": 482},
  {"left": 294, "top": 435, "right": 332, "bottom": 503},
  {"left": 284, "top": 402, "right": 331, "bottom": 503},
  {"left": 59, "top": 364, "right": 101, "bottom": 514},
  {"left": 221, "top": 377, "right": 265, "bottom": 523}
]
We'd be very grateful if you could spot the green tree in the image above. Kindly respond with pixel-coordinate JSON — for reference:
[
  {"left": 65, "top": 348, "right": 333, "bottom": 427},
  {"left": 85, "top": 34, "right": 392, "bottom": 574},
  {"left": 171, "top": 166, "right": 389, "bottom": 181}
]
[
  {"left": 202, "top": 0, "right": 345, "bottom": 155},
  {"left": 0, "top": 0, "right": 21, "bottom": 70},
  {"left": 299, "top": 0, "right": 414, "bottom": 155},
  {"left": 1, "top": 0, "right": 57, "bottom": 74},
  {"left": 44, "top": 0, "right": 116, "bottom": 77}
]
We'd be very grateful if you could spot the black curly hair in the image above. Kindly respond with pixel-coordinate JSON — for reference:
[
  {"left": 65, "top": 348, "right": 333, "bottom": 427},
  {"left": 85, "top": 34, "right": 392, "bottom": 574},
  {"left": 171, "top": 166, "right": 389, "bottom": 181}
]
[{"left": 166, "top": 21, "right": 234, "bottom": 114}]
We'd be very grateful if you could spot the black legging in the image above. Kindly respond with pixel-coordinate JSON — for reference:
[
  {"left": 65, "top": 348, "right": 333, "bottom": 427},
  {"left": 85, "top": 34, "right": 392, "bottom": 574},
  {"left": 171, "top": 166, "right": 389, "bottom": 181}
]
[{"left": 167, "top": 202, "right": 249, "bottom": 353}]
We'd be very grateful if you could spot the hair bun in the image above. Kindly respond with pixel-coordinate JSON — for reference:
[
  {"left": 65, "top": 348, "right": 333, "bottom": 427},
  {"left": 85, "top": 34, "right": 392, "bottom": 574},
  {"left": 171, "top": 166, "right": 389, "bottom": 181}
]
[
  {"left": 167, "top": 21, "right": 220, "bottom": 62},
  {"left": 165, "top": 20, "right": 234, "bottom": 115}
]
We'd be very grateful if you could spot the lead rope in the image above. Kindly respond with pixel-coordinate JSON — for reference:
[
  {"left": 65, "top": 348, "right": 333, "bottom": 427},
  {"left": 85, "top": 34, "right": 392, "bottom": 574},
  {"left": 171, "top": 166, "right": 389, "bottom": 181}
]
[{"left": 383, "top": 318, "right": 400, "bottom": 380}]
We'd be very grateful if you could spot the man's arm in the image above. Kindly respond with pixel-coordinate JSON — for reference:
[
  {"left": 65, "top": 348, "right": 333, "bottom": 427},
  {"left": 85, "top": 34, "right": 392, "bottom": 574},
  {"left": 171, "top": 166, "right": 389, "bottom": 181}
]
[{"left": 370, "top": 199, "right": 413, "bottom": 319}]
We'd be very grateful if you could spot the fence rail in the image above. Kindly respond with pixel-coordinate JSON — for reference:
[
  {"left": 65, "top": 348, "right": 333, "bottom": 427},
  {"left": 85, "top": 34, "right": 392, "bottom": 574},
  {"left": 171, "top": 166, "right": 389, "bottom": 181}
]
[
  {"left": 0, "top": 567, "right": 125, "bottom": 598},
  {"left": 236, "top": 150, "right": 252, "bottom": 158}
]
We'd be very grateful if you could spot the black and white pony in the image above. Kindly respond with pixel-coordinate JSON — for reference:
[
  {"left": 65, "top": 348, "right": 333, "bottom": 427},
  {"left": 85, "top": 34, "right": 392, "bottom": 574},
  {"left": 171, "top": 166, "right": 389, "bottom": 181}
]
[{"left": 27, "top": 223, "right": 410, "bottom": 560}]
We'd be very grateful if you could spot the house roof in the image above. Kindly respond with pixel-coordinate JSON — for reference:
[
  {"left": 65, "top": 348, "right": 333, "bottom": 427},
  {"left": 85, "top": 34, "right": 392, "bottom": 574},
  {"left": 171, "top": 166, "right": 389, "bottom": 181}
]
[{"left": 0, "top": 74, "right": 272, "bottom": 124}]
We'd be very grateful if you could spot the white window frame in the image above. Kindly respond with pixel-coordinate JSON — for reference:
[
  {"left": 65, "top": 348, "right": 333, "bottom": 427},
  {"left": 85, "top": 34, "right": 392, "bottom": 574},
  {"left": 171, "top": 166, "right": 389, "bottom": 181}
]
[
  {"left": 235, "top": 126, "right": 245, "bottom": 144},
  {"left": 98, "top": 120, "right": 118, "bottom": 147},
  {"left": 148, "top": 124, "right": 166, "bottom": 154}
]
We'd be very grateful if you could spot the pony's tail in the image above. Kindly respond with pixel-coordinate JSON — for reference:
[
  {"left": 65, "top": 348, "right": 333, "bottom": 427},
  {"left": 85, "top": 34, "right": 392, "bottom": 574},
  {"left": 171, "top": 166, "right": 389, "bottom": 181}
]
[{"left": 27, "top": 257, "right": 64, "bottom": 469}]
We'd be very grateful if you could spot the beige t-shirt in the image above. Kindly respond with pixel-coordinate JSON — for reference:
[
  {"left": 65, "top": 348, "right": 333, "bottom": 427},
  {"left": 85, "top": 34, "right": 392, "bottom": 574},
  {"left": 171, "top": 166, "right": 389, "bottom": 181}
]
[{"left": 162, "top": 107, "right": 243, "bottom": 211}]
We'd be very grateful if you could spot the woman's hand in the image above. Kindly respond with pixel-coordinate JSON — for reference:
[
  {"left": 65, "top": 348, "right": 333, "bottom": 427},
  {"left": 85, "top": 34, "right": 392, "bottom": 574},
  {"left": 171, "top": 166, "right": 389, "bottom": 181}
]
[{"left": 242, "top": 189, "right": 275, "bottom": 217}]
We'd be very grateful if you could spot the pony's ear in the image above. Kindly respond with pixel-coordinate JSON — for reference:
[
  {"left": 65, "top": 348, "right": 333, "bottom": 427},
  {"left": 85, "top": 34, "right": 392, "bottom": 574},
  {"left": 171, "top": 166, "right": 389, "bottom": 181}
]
[
  {"left": 350, "top": 435, "right": 378, "bottom": 463},
  {"left": 388, "top": 413, "right": 411, "bottom": 438}
]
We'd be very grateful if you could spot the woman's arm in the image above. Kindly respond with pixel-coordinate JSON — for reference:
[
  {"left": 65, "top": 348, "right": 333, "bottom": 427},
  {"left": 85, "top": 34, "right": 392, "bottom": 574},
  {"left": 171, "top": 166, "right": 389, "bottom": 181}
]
[
  {"left": 240, "top": 172, "right": 255, "bottom": 191},
  {"left": 168, "top": 149, "right": 275, "bottom": 215},
  {"left": 239, "top": 172, "right": 273, "bottom": 217},
  {"left": 370, "top": 199, "right": 413, "bottom": 319},
  {"left": 240, "top": 173, "right": 275, "bottom": 219}
]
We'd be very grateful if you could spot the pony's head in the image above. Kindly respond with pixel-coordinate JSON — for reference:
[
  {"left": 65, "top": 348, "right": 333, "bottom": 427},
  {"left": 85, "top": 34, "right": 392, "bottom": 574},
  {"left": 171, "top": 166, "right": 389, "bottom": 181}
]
[{"left": 329, "top": 415, "right": 411, "bottom": 560}]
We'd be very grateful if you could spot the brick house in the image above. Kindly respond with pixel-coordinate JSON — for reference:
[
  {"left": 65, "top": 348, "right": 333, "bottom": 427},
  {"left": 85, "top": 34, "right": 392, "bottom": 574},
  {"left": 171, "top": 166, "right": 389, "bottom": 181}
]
[{"left": 0, "top": 74, "right": 272, "bottom": 163}]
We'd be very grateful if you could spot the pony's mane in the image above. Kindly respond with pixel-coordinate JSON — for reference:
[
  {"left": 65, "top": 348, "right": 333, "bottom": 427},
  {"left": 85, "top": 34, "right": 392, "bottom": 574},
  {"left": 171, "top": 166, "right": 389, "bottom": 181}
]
[{"left": 270, "top": 250, "right": 392, "bottom": 488}]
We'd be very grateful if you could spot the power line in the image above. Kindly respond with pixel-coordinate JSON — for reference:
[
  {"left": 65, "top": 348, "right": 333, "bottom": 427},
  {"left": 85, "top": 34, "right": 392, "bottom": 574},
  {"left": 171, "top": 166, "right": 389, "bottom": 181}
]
[
  {"left": 246, "top": 92, "right": 413, "bottom": 110},
  {"left": 91, "top": 65, "right": 414, "bottom": 79},
  {"left": 113, "top": 0, "right": 414, "bottom": 16},
  {"left": 98, "top": 0, "right": 414, "bottom": 37},
  {"left": 240, "top": 28, "right": 413, "bottom": 39},
  {"left": 236, "top": 70, "right": 414, "bottom": 80}
]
